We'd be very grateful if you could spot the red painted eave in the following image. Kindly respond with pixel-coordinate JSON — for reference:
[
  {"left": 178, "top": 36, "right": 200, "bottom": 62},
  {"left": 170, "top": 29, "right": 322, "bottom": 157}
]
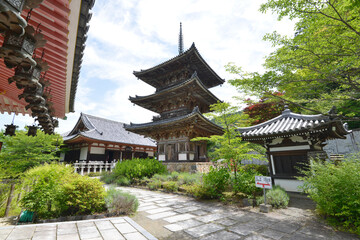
[{"left": 0, "top": 0, "right": 74, "bottom": 118}]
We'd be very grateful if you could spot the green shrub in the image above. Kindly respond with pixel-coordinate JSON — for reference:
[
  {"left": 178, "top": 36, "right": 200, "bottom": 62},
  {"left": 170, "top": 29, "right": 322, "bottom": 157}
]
[
  {"left": 151, "top": 173, "right": 168, "bottom": 182},
  {"left": 105, "top": 188, "right": 138, "bottom": 215},
  {"left": 113, "top": 158, "right": 167, "bottom": 182},
  {"left": 115, "top": 176, "right": 131, "bottom": 186},
  {"left": 162, "top": 181, "right": 178, "bottom": 192},
  {"left": 168, "top": 171, "right": 180, "bottom": 181},
  {"left": 21, "top": 164, "right": 107, "bottom": 219},
  {"left": 178, "top": 172, "right": 202, "bottom": 185},
  {"left": 232, "top": 169, "right": 262, "bottom": 198},
  {"left": 100, "top": 172, "right": 116, "bottom": 184},
  {"left": 21, "top": 163, "right": 74, "bottom": 219},
  {"left": 200, "top": 166, "right": 230, "bottom": 199},
  {"left": 256, "top": 186, "right": 289, "bottom": 208},
  {"left": 299, "top": 155, "right": 360, "bottom": 235},
  {"left": 60, "top": 175, "right": 106, "bottom": 216},
  {"left": 147, "top": 179, "right": 162, "bottom": 190},
  {"left": 241, "top": 164, "right": 268, "bottom": 176},
  {"left": 87, "top": 172, "right": 101, "bottom": 177},
  {"left": 181, "top": 184, "right": 207, "bottom": 198}
]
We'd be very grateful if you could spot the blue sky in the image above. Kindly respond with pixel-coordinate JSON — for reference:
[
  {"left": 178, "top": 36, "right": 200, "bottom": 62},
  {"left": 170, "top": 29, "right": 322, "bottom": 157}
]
[{"left": 0, "top": 0, "right": 295, "bottom": 134}]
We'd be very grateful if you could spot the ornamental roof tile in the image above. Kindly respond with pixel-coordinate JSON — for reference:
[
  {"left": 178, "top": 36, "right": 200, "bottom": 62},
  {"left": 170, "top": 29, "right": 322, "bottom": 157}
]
[{"left": 63, "top": 113, "right": 156, "bottom": 147}]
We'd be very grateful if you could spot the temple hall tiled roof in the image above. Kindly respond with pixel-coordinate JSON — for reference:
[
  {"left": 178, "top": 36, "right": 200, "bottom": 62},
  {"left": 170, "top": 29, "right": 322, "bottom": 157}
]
[
  {"left": 237, "top": 107, "right": 350, "bottom": 140},
  {"left": 63, "top": 113, "right": 156, "bottom": 147}
]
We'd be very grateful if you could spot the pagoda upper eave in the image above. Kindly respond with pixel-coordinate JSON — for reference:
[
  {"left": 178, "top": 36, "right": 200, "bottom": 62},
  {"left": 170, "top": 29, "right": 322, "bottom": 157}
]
[
  {"left": 125, "top": 106, "right": 223, "bottom": 137},
  {"left": 133, "top": 43, "right": 224, "bottom": 89},
  {"left": 129, "top": 74, "right": 220, "bottom": 113}
]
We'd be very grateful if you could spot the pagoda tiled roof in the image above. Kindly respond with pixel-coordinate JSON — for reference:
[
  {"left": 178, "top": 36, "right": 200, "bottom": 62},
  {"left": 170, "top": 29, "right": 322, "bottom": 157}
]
[
  {"left": 125, "top": 106, "right": 223, "bottom": 135},
  {"left": 237, "top": 108, "right": 351, "bottom": 141},
  {"left": 63, "top": 113, "right": 156, "bottom": 147},
  {"left": 133, "top": 43, "right": 224, "bottom": 89},
  {"left": 129, "top": 72, "right": 220, "bottom": 113}
]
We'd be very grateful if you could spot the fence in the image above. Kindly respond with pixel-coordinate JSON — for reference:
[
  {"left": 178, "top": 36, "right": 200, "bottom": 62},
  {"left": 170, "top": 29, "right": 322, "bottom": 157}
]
[{"left": 73, "top": 161, "right": 117, "bottom": 175}]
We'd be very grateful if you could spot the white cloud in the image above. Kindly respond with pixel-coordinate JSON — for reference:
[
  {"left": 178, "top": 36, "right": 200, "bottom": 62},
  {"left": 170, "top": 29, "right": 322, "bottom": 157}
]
[{"left": 2, "top": 0, "right": 296, "bottom": 134}]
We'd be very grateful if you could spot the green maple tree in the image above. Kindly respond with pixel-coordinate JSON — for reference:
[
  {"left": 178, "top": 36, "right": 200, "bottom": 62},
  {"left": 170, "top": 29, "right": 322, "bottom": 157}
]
[
  {"left": 227, "top": 0, "right": 360, "bottom": 120},
  {"left": 0, "top": 129, "right": 64, "bottom": 179}
]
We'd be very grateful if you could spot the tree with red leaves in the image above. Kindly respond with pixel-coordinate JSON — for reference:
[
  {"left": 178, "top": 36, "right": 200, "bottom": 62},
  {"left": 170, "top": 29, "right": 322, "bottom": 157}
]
[{"left": 243, "top": 93, "right": 285, "bottom": 125}]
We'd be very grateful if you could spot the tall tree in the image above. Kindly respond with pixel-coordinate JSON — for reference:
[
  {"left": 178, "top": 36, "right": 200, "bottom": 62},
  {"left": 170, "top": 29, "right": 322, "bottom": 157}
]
[
  {"left": 192, "top": 102, "right": 265, "bottom": 179},
  {"left": 227, "top": 0, "right": 360, "bottom": 120},
  {"left": 0, "top": 130, "right": 63, "bottom": 179}
]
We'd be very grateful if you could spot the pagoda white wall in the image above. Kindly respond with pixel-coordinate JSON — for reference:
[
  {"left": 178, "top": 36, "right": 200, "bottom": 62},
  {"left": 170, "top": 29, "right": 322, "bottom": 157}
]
[{"left": 274, "top": 179, "right": 303, "bottom": 192}]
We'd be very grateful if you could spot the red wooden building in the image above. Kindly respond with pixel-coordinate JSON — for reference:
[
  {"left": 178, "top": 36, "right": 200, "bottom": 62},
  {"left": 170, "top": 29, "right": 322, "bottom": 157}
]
[{"left": 125, "top": 26, "right": 223, "bottom": 162}]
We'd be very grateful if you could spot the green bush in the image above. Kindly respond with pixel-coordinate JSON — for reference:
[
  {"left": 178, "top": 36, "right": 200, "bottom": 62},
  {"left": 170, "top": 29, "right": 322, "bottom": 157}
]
[
  {"left": 299, "top": 156, "right": 360, "bottom": 235},
  {"left": 21, "top": 163, "right": 106, "bottom": 219},
  {"left": 147, "top": 179, "right": 162, "bottom": 190},
  {"left": 178, "top": 172, "right": 202, "bottom": 185},
  {"left": 100, "top": 172, "right": 116, "bottom": 184},
  {"left": 113, "top": 158, "right": 167, "bottom": 182},
  {"left": 105, "top": 188, "right": 138, "bottom": 215},
  {"left": 200, "top": 166, "right": 230, "bottom": 199},
  {"left": 232, "top": 169, "right": 262, "bottom": 198},
  {"left": 151, "top": 173, "right": 168, "bottom": 182},
  {"left": 87, "top": 172, "right": 101, "bottom": 177},
  {"left": 60, "top": 175, "right": 106, "bottom": 216},
  {"left": 115, "top": 176, "right": 131, "bottom": 186},
  {"left": 256, "top": 186, "right": 289, "bottom": 208},
  {"left": 168, "top": 171, "right": 180, "bottom": 181},
  {"left": 162, "top": 181, "right": 178, "bottom": 192},
  {"left": 21, "top": 163, "right": 74, "bottom": 219},
  {"left": 241, "top": 164, "right": 268, "bottom": 176}
]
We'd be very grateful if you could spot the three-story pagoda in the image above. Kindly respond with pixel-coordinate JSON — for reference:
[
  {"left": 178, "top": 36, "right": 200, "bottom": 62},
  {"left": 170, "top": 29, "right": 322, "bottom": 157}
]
[{"left": 125, "top": 25, "right": 223, "bottom": 162}]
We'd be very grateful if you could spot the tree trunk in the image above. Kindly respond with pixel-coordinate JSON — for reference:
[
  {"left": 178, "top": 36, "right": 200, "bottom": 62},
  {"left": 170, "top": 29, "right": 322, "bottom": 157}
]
[{"left": 4, "top": 183, "right": 15, "bottom": 217}]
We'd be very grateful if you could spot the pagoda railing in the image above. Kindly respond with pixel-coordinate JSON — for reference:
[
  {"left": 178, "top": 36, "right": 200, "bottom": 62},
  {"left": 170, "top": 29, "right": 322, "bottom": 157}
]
[{"left": 72, "top": 160, "right": 118, "bottom": 175}]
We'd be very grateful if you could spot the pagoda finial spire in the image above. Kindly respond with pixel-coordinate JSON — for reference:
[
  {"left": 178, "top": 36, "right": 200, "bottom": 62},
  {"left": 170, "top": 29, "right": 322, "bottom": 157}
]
[{"left": 178, "top": 22, "right": 184, "bottom": 54}]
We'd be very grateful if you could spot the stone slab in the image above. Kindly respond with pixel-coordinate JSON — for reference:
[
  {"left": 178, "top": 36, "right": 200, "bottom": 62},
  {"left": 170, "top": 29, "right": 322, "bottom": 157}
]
[
  {"left": 185, "top": 223, "right": 224, "bottom": 238},
  {"left": 228, "top": 223, "right": 265, "bottom": 236},
  {"left": 123, "top": 232, "right": 148, "bottom": 240},
  {"left": 99, "top": 228, "right": 125, "bottom": 240},
  {"left": 95, "top": 220, "right": 114, "bottom": 230},
  {"left": 114, "top": 223, "right": 137, "bottom": 234},
  {"left": 163, "top": 213, "right": 195, "bottom": 223},
  {"left": 146, "top": 211, "right": 177, "bottom": 220},
  {"left": 146, "top": 207, "right": 173, "bottom": 214},
  {"left": 200, "top": 230, "right": 242, "bottom": 240}
]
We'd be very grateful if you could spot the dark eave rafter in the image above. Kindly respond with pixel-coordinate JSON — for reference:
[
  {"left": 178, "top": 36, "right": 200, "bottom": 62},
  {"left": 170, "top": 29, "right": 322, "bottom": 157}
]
[
  {"left": 125, "top": 106, "right": 223, "bottom": 136},
  {"left": 129, "top": 73, "right": 220, "bottom": 113}
]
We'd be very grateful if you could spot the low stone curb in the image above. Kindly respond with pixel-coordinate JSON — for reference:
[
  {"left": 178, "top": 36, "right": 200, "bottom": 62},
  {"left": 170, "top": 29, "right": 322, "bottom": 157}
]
[{"left": 18, "top": 212, "right": 122, "bottom": 225}]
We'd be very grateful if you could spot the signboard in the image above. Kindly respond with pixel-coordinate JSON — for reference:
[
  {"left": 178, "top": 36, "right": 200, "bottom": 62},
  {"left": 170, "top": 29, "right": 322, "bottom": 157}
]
[{"left": 255, "top": 176, "right": 272, "bottom": 189}]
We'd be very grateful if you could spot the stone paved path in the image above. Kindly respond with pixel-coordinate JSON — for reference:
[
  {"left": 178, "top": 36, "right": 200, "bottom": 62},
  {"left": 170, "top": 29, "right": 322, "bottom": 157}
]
[
  {"left": 117, "top": 186, "right": 359, "bottom": 240},
  {"left": 0, "top": 217, "right": 157, "bottom": 240}
]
